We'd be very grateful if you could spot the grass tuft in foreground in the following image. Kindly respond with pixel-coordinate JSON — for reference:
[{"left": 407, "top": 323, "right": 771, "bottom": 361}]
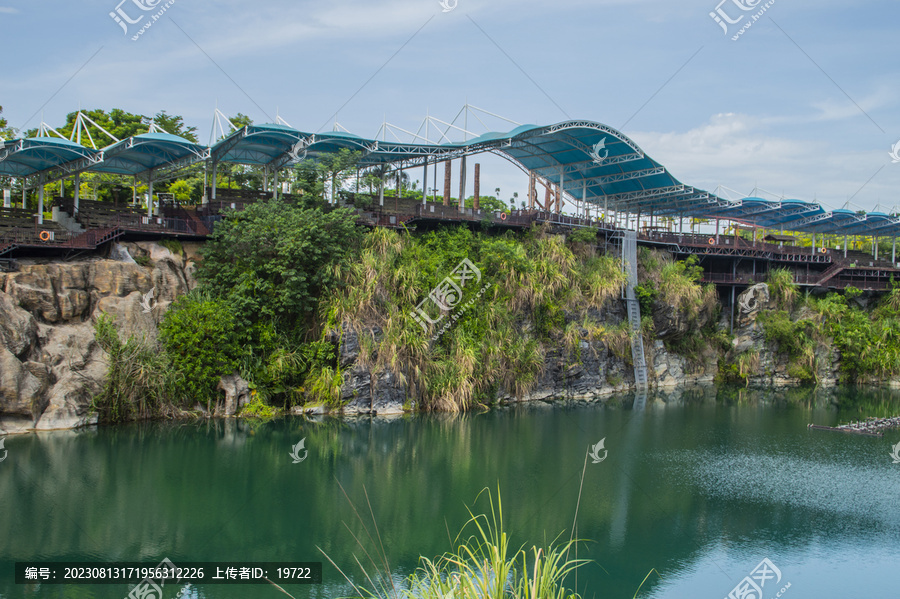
[{"left": 319, "top": 487, "right": 588, "bottom": 599}]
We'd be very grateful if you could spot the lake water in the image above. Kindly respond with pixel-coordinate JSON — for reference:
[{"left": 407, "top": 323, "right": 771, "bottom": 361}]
[{"left": 2, "top": 386, "right": 899, "bottom": 598}]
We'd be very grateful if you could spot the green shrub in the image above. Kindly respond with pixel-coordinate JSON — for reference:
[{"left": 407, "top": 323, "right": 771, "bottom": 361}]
[
  {"left": 158, "top": 238, "right": 183, "bottom": 256},
  {"left": 197, "top": 198, "right": 363, "bottom": 331},
  {"left": 534, "top": 300, "right": 565, "bottom": 338},
  {"left": 567, "top": 227, "right": 597, "bottom": 244},
  {"left": 635, "top": 282, "right": 657, "bottom": 315},
  {"left": 767, "top": 268, "right": 798, "bottom": 309},
  {"left": 812, "top": 292, "right": 900, "bottom": 381},
  {"left": 240, "top": 392, "right": 278, "bottom": 419},
  {"left": 159, "top": 293, "right": 245, "bottom": 409}
]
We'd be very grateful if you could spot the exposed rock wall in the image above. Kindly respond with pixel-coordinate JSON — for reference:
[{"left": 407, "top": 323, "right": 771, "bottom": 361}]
[
  {"left": 0, "top": 251, "right": 867, "bottom": 430},
  {"left": 332, "top": 304, "right": 722, "bottom": 416},
  {"left": 728, "top": 283, "right": 840, "bottom": 387},
  {"left": 0, "top": 242, "right": 199, "bottom": 434}
]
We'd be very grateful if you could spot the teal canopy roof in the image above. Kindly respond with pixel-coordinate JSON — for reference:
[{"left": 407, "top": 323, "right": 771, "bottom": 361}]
[
  {"left": 4, "top": 118, "right": 898, "bottom": 236},
  {"left": 0, "top": 137, "right": 99, "bottom": 178},
  {"left": 92, "top": 132, "right": 208, "bottom": 176}
]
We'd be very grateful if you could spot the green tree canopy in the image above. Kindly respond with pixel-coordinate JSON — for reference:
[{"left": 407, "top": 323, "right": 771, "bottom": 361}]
[
  {"left": 24, "top": 107, "right": 198, "bottom": 145},
  {"left": 196, "top": 198, "right": 363, "bottom": 332},
  {"left": 151, "top": 110, "right": 198, "bottom": 141},
  {"left": 159, "top": 294, "right": 245, "bottom": 407},
  {"left": 0, "top": 106, "right": 16, "bottom": 140}
]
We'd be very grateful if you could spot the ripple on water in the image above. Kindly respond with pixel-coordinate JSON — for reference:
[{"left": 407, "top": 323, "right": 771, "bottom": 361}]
[{"left": 657, "top": 449, "right": 900, "bottom": 529}]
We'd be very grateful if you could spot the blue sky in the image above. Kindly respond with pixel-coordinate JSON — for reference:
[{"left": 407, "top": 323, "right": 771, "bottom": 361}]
[{"left": 1, "top": 0, "right": 898, "bottom": 212}]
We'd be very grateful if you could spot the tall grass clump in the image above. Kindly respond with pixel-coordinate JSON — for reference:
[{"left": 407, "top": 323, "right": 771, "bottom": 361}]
[
  {"left": 91, "top": 314, "right": 181, "bottom": 424},
  {"left": 316, "top": 224, "right": 629, "bottom": 411},
  {"left": 319, "top": 488, "right": 588, "bottom": 599},
  {"left": 767, "top": 268, "right": 798, "bottom": 310}
]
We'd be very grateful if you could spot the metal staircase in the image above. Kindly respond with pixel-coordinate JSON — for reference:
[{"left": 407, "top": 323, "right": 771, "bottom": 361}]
[{"left": 622, "top": 231, "right": 648, "bottom": 391}]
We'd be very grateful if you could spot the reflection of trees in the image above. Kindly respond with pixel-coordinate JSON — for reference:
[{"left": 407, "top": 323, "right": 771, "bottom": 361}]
[{"left": 2, "top": 387, "right": 899, "bottom": 598}]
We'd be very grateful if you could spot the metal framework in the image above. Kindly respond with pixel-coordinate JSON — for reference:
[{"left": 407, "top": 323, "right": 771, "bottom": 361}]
[{"left": 2, "top": 109, "right": 896, "bottom": 238}]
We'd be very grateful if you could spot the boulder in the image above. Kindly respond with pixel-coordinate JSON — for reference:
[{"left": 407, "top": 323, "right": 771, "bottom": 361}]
[
  {"left": 650, "top": 297, "right": 714, "bottom": 341},
  {"left": 217, "top": 374, "right": 251, "bottom": 416},
  {"left": 3, "top": 265, "right": 61, "bottom": 322},
  {"left": 0, "top": 254, "right": 199, "bottom": 432},
  {"left": 38, "top": 324, "right": 98, "bottom": 378},
  {"left": 151, "top": 259, "right": 192, "bottom": 303},
  {"left": 89, "top": 261, "right": 152, "bottom": 298},
  {"left": 34, "top": 362, "right": 105, "bottom": 430},
  {"left": 0, "top": 347, "right": 44, "bottom": 419},
  {"left": 0, "top": 291, "right": 38, "bottom": 357},
  {"left": 109, "top": 243, "right": 137, "bottom": 263},
  {"left": 343, "top": 368, "right": 407, "bottom": 414},
  {"left": 736, "top": 283, "right": 771, "bottom": 327},
  {"left": 0, "top": 416, "right": 34, "bottom": 435}
]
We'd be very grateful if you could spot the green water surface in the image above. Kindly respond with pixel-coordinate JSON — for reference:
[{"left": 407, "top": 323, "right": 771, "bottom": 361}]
[{"left": 1, "top": 386, "right": 899, "bottom": 598}]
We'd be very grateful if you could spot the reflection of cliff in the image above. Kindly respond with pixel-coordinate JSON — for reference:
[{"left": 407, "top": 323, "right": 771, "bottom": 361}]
[{"left": 0, "top": 242, "right": 198, "bottom": 434}]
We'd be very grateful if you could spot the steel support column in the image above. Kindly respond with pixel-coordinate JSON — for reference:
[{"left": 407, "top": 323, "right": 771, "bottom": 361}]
[
  {"left": 474, "top": 163, "right": 481, "bottom": 210},
  {"left": 211, "top": 162, "right": 218, "bottom": 200},
  {"left": 147, "top": 173, "right": 154, "bottom": 219},
  {"left": 582, "top": 180, "right": 587, "bottom": 220},
  {"left": 730, "top": 285, "right": 735, "bottom": 334},
  {"left": 422, "top": 160, "right": 428, "bottom": 206},
  {"left": 74, "top": 173, "right": 81, "bottom": 214},
  {"left": 459, "top": 155, "right": 467, "bottom": 211},
  {"left": 443, "top": 161, "right": 451, "bottom": 206},
  {"left": 37, "top": 175, "right": 44, "bottom": 225},
  {"left": 559, "top": 167, "right": 565, "bottom": 214}
]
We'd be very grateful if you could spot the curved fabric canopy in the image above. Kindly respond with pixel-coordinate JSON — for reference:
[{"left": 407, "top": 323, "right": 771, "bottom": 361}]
[
  {"left": 92, "top": 132, "right": 208, "bottom": 176},
  {"left": 209, "top": 123, "right": 304, "bottom": 166},
  {"left": 0, "top": 137, "right": 99, "bottom": 178},
  {"left": 4, "top": 118, "right": 898, "bottom": 237}
]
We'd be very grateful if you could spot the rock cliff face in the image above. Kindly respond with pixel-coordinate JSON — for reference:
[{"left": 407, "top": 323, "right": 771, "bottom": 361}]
[
  {"left": 0, "top": 242, "right": 199, "bottom": 434},
  {"left": 333, "top": 303, "right": 720, "bottom": 416},
  {"left": 0, "top": 253, "right": 865, "bottom": 430},
  {"left": 728, "top": 283, "right": 839, "bottom": 387}
]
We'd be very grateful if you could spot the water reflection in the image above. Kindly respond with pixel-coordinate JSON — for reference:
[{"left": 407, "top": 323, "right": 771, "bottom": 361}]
[{"left": 0, "top": 385, "right": 898, "bottom": 598}]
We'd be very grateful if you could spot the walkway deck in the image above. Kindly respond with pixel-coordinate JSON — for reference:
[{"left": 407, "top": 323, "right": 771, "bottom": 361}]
[{"left": 3, "top": 196, "right": 899, "bottom": 290}]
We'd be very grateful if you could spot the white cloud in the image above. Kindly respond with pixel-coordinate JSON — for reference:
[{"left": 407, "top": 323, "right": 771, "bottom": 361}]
[
  {"left": 631, "top": 113, "right": 898, "bottom": 211},
  {"left": 0, "top": 6, "right": 20, "bottom": 14}
]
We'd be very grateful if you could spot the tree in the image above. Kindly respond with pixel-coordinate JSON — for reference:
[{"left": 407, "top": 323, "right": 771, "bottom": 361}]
[
  {"left": 477, "top": 196, "right": 507, "bottom": 212},
  {"left": 0, "top": 106, "right": 16, "bottom": 140},
  {"left": 152, "top": 110, "right": 198, "bottom": 141},
  {"left": 361, "top": 164, "right": 390, "bottom": 195},
  {"left": 230, "top": 113, "right": 253, "bottom": 129},
  {"left": 294, "top": 149, "right": 362, "bottom": 203},
  {"left": 168, "top": 180, "right": 192, "bottom": 203},
  {"left": 159, "top": 294, "right": 245, "bottom": 407},
  {"left": 25, "top": 108, "right": 198, "bottom": 146},
  {"left": 196, "top": 198, "right": 363, "bottom": 332}
]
